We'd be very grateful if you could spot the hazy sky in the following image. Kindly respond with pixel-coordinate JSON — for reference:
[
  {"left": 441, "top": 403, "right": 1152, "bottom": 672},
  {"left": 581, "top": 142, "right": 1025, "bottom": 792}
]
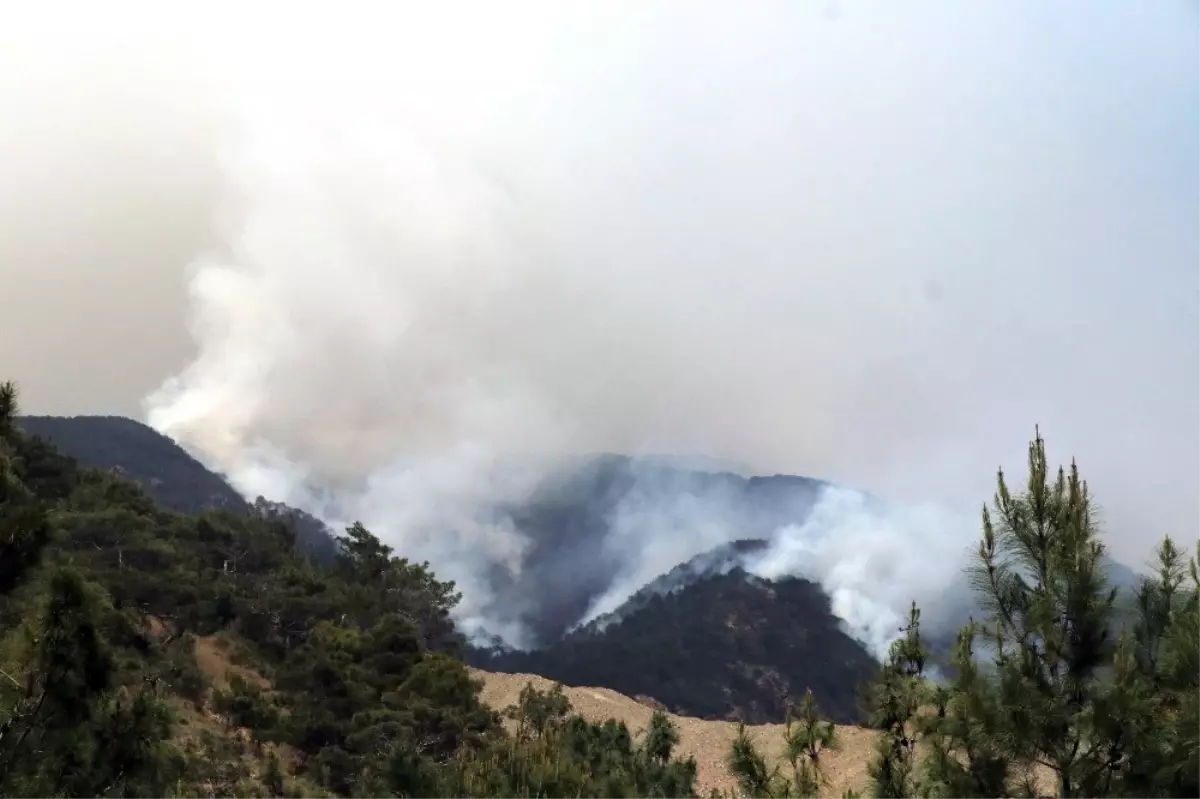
[{"left": 0, "top": 2, "right": 1196, "bottom": 568}]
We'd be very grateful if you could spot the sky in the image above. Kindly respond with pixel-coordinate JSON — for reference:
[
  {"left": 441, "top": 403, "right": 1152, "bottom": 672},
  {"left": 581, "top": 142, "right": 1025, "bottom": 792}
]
[{"left": 0, "top": 1, "right": 1196, "bottom": 573}]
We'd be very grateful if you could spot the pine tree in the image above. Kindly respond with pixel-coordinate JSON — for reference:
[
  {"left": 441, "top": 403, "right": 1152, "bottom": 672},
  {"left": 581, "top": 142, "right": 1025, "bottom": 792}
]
[
  {"left": 726, "top": 691, "right": 843, "bottom": 799},
  {"left": 504, "top": 681, "right": 571, "bottom": 743},
  {"left": 918, "top": 622, "right": 1011, "bottom": 797},
  {"left": 728, "top": 722, "right": 787, "bottom": 798},
  {"left": 0, "top": 382, "right": 175, "bottom": 796},
  {"left": 0, "top": 381, "right": 52, "bottom": 597},
  {"left": 866, "top": 602, "right": 929, "bottom": 798},
  {"left": 1112, "top": 537, "right": 1200, "bottom": 797},
  {"left": 644, "top": 709, "right": 681, "bottom": 765},
  {"left": 0, "top": 569, "right": 174, "bottom": 795},
  {"left": 961, "top": 429, "right": 1155, "bottom": 797},
  {"left": 781, "top": 688, "right": 840, "bottom": 797}
]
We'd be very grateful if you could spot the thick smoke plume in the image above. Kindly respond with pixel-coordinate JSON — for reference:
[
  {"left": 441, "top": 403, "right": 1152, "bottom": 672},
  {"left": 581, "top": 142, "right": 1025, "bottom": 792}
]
[{"left": 107, "top": 4, "right": 1197, "bottom": 653}]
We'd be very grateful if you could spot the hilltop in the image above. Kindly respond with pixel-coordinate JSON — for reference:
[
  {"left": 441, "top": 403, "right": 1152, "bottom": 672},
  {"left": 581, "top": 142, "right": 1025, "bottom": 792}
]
[
  {"left": 16, "top": 414, "right": 339, "bottom": 562},
  {"left": 469, "top": 562, "right": 878, "bottom": 725},
  {"left": 17, "top": 414, "right": 248, "bottom": 514}
]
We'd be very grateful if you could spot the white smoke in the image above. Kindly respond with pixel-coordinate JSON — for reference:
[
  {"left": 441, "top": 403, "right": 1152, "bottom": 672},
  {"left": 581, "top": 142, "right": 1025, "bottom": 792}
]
[
  {"left": 743, "top": 488, "right": 973, "bottom": 660},
  {"left": 569, "top": 481, "right": 976, "bottom": 660},
  {"left": 126, "top": 4, "right": 1198, "bottom": 656},
  {"left": 575, "top": 475, "right": 750, "bottom": 628}
]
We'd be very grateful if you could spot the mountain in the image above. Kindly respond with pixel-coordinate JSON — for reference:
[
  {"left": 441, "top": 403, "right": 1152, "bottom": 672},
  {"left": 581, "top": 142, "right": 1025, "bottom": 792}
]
[
  {"left": 14, "top": 419, "right": 836, "bottom": 649},
  {"left": 470, "top": 537, "right": 880, "bottom": 725},
  {"left": 16, "top": 415, "right": 339, "bottom": 562},
  {"left": 11, "top": 415, "right": 1147, "bottom": 729},
  {"left": 481, "top": 454, "right": 831, "bottom": 646},
  {"left": 7, "top": 409, "right": 1192, "bottom": 796},
  {"left": 18, "top": 415, "right": 248, "bottom": 514},
  {"left": 4, "top": 410, "right": 864, "bottom": 795},
  {"left": 17, "top": 415, "right": 876, "bottom": 725},
  {"left": 469, "top": 559, "right": 878, "bottom": 725},
  {"left": 3, "top": 404, "right": 712, "bottom": 796}
]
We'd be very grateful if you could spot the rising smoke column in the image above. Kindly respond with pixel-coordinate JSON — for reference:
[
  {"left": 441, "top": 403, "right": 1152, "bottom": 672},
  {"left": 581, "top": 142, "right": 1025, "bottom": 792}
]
[{"left": 141, "top": 4, "right": 1197, "bottom": 652}]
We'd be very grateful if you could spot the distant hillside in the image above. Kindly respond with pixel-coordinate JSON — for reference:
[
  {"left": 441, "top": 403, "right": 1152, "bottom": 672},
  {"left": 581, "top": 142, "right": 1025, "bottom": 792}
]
[
  {"left": 470, "top": 560, "right": 879, "bottom": 726},
  {"left": 5, "top": 399, "right": 1190, "bottom": 796},
  {"left": 18, "top": 415, "right": 248, "bottom": 514},
  {"left": 484, "top": 455, "right": 831, "bottom": 646},
  {"left": 17, "top": 416, "right": 869, "bottom": 725},
  {"left": 16, "top": 415, "right": 338, "bottom": 562},
  {"left": 1, "top": 401, "right": 571, "bottom": 796}
]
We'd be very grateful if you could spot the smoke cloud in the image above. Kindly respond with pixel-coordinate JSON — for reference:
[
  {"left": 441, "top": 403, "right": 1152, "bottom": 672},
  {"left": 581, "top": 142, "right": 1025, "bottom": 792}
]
[
  {"left": 743, "top": 488, "right": 974, "bottom": 658},
  {"left": 3, "top": 3, "right": 1196, "bottom": 653}
]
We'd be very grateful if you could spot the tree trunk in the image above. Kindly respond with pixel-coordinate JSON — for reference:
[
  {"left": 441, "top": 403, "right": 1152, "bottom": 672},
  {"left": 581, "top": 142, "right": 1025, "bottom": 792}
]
[{"left": 1059, "top": 768, "right": 1072, "bottom": 798}]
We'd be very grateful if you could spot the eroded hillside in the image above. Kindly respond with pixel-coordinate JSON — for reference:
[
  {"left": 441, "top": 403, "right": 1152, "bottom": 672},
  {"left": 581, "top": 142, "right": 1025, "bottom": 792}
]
[{"left": 472, "top": 668, "right": 880, "bottom": 797}]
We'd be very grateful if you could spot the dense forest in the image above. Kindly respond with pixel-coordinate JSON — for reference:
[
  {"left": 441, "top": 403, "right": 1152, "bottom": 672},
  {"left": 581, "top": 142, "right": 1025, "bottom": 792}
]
[
  {"left": 15, "top": 415, "right": 339, "bottom": 563},
  {"left": 2, "top": 380, "right": 1197, "bottom": 797}
]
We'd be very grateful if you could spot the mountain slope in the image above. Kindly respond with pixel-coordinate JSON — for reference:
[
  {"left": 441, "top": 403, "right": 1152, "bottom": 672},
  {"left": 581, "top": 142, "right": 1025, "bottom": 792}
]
[
  {"left": 17, "top": 417, "right": 836, "bottom": 649},
  {"left": 470, "top": 552, "right": 879, "bottom": 726},
  {"left": 2, "top": 406, "right": 497, "bottom": 795},
  {"left": 5, "top": 399, "right": 810, "bottom": 795},
  {"left": 471, "top": 668, "right": 1062, "bottom": 797},
  {"left": 484, "top": 454, "right": 832, "bottom": 645},
  {"left": 18, "top": 414, "right": 247, "bottom": 514},
  {"left": 19, "top": 415, "right": 871, "bottom": 727},
  {"left": 7, "top": 409, "right": 1186, "bottom": 797},
  {"left": 16, "top": 415, "right": 339, "bottom": 562},
  {"left": 472, "top": 667, "right": 883, "bottom": 797}
]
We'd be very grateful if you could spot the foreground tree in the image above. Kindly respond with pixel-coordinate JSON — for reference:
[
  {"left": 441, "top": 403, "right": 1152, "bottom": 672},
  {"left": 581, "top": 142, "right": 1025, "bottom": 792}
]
[
  {"left": 0, "top": 385, "right": 176, "bottom": 795},
  {"left": 893, "top": 429, "right": 1198, "bottom": 798},
  {"left": 964, "top": 430, "right": 1146, "bottom": 796},
  {"left": 439, "top": 681, "right": 698, "bottom": 797},
  {"left": 1112, "top": 536, "right": 1199, "bottom": 797},
  {"left": 726, "top": 689, "right": 847, "bottom": 798},
  {"left": 865, "top": 603, "right": 930, "bottom": 798},
  {"left": 0, "top": 382, "right": 51, "bottom": 598},
  {"left": 917, "top": 621, "right": 1013, "bottom": 798}
]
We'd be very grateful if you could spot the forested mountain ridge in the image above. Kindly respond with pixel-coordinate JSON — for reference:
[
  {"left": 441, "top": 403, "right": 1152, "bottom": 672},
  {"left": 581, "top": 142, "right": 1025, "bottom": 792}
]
[
  {"left": 3, "top": 387, "right": 707, "bottom": 796},
  {"left": 22, "top": 414, "right": 1153, "bottom": 734},
  {"left": 16, "top": 416, "right": 835, "bottom": 650},
  {"left": 16, "top": 415, "right": 339, "bottom": 563},
  {"left": 5, "top": 393, "right": 1196, "bottom": 797},
  {"left": 17, "top": 415, "right": 248, "bottom": 515},
  {"left": 465, "top": 453, "right": 833, "bottom": 647},
  {"left": 18, "top": 415, "right": 882, "bottom": 726},
  {"left": 470, "top": 564, "right": 879, "bottom": 726}
]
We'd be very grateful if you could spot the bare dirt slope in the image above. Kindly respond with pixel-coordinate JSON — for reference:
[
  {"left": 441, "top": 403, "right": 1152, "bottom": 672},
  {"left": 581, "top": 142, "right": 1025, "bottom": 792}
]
[{"left": 472, "top": 668, "right": 880, "bottom": 797}]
